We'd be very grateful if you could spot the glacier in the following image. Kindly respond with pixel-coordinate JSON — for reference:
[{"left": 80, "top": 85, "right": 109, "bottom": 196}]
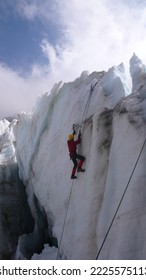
[
  {"left": 0, "top": 53, "right": 146, "bottom": 259},
  {"left": 0, "top": 119, "right": 34, "bottom": 259}
]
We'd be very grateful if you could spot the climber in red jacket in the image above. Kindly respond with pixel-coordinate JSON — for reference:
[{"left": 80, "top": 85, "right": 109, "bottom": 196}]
[{"left": 67, "top": 130, "right": 85, "bottom": 179}]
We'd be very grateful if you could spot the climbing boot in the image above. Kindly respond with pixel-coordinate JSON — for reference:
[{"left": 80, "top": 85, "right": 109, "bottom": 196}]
[
  {"left": 71, "top": 174, "right": 77, "bottom": 179},
  {"left": 77, "top": 167, "right": 85, "bottom": 172}
]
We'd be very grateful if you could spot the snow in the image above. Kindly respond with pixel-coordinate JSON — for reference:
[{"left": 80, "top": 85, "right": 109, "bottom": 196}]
[
  {"left": 32, "top": 244, "right": 57, "bottom": 260},
  {"left": 0, "top": 119, "right": 17, "bottom": 167},
  {"left": 130, "top": 53, "right": 146, "bottom": 93},
  {"left": 10, "top": 54, "right": 146, "bottom": 259},
  {"left": 0, "top": 118, "right": 34, "bottom": 259},
  {"left": 97, "top": 108, "right": 146, "bottom": 259}
]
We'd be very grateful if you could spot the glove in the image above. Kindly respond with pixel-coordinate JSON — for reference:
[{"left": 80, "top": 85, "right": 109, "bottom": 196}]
[{"left": 79, "top": 130, "right": 81, "bottom": 137}]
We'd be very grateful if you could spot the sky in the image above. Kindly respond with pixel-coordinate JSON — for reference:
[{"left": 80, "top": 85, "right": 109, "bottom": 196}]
[{"left": 0, "top": 0, "right": 146, "bottom": 118}]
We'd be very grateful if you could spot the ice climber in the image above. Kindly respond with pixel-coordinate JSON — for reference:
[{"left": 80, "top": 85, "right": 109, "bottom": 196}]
[{"left": 67, "top": 130, "right": 85, "bottom": 179}]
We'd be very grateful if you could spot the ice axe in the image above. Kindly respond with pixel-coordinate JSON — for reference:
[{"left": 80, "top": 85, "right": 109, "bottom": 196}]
[{"left": 72, "top": 123, "right": 82, "bottom": 135}]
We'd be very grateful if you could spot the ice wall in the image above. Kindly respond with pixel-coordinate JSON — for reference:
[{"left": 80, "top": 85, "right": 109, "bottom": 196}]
[
  {"left": 14, "top": 55, "right": 146, "bottom": 259},
  {"left": 0, "top": 119, "right": 34, "bottom": 259}
]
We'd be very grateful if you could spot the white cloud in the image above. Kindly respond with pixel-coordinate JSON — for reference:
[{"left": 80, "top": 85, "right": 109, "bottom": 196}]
[
  {"left": 17, "top": 2, "right": 38, "bottom": 20},
  {"left": 37, "top": 0, "right": 146, "bottom": 82},
  {"left": 0, "top": 63, "right": 51, "bottom": 118},
  {"left": 55, "top": 0, "right": 146, "bottom": 70},
  {"left": 1, "top": 0, "right": 146, "bottom": 118},
  {"left": 16, "top": 0, "right": 57, "bottom": 21}
]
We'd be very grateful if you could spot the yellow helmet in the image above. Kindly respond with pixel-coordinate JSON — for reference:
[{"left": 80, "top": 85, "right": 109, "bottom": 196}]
[{"left": 68, "top": 134, "right": 74, "bottom": 140}]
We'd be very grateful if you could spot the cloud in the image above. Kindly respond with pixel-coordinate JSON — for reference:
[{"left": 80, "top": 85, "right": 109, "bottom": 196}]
[
  {"left": 0, "top": 63, "right": 50, "bottom": 118},
  {"left": 17, "top": 1, "right": 38, "bottom": 20},
  {"left": 16, "top": 0, "right": 57, "bottom": 22},
  {"left": 55, "top": 0, "right": 146, "bottom": 69},
  {"left": 39, "top": 0, "right": 146, "bottom": 81},
  {"left": 1, "top": 0, "right": 146, "bottom": 118}
]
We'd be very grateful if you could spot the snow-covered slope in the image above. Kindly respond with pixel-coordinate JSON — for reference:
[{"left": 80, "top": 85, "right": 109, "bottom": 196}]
[{"left": 12, "top": 54, "right": 146, "bottom": 260}]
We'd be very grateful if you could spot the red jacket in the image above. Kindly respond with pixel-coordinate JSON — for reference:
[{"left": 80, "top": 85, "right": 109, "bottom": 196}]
[{"left": 67, "top": 135, "right": 81, "bottom": 156}]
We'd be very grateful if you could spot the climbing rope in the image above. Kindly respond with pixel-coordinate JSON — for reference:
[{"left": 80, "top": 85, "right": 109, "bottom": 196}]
[
  {"left": 56, "top": 180, "right": 74, "bottom": 259},
  {"left": 95, "top": 137, "right": 146, "bottom": 259},
  {"left": 81, "top": 81, "right": 99, "bottom": 134},
  {"left": 56, "top": 80, "right": 99, "bottom": 259}
]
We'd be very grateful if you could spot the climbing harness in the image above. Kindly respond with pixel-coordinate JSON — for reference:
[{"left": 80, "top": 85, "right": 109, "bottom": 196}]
[
  {"left": 56, "top": 80, "right": 99, "bottom": 259},
  {"left": 95, "top": 137, "right": 146, "bottom": 259}
]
